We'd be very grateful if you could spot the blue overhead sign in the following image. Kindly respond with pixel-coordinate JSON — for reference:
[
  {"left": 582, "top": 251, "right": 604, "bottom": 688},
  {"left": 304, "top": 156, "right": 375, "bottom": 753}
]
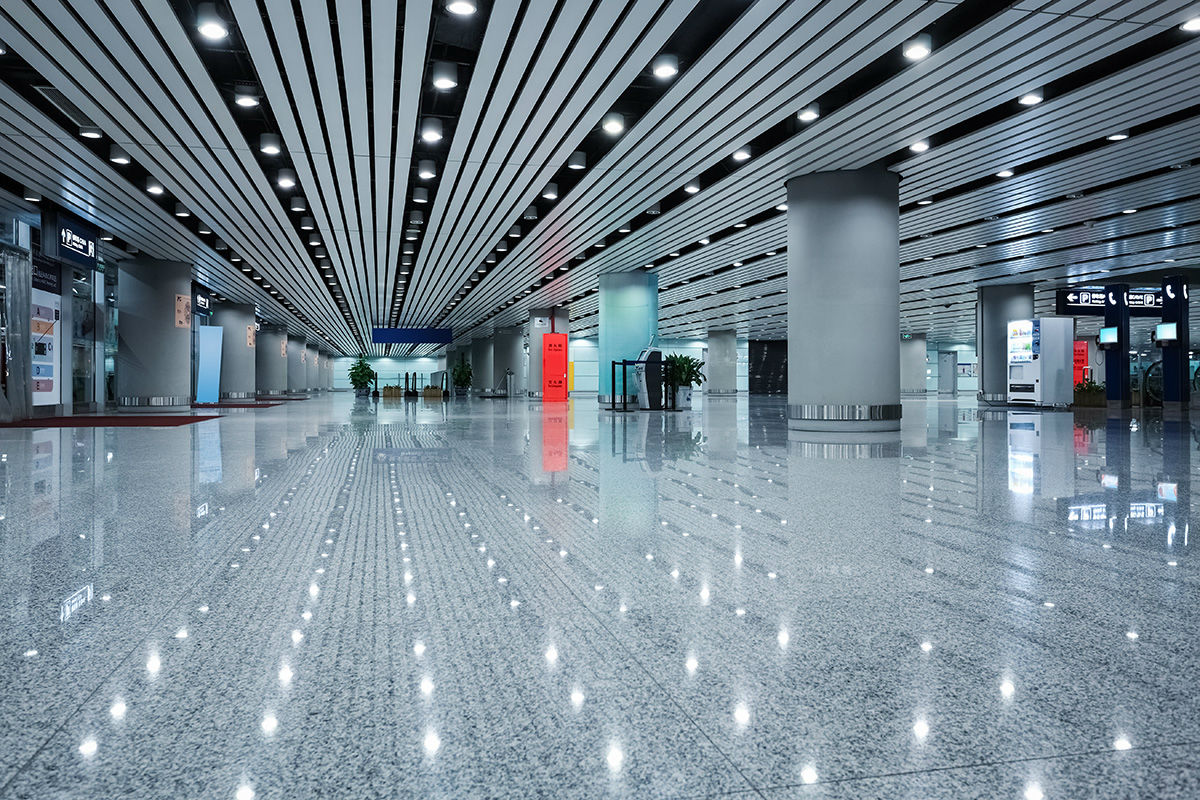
[{"left": 372, "top": 328, "right": 453, "bottom": 344}]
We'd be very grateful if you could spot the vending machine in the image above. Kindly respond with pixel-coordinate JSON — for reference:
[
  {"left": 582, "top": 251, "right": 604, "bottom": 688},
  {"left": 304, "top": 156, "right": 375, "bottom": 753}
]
[{"left": 1007, "top": 317, "right": 1073, "bottom": 407}]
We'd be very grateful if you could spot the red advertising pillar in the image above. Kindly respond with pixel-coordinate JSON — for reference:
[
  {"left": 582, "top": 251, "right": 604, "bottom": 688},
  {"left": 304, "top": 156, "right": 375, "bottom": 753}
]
[
  {"left": 542, "top": 333, "right": 568, "bottom": 401},
  {"left": 1073, "top": 340, "right": 1089, "bottom": 386}
]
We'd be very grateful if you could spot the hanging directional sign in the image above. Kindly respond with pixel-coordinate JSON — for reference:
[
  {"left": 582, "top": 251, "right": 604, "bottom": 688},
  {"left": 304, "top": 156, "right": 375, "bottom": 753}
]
[{"left": 1055, "top": 288, "right": 1163, "bottom": 318}]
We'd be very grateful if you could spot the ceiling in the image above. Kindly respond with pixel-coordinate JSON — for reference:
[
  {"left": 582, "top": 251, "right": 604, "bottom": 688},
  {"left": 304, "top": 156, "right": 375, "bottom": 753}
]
[{"left": 1, "top": 0, "right": 1198, "bottom": 355}]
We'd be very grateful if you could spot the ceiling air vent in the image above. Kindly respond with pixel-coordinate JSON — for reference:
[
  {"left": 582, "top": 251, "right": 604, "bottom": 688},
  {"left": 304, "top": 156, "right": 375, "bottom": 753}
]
[{"left": 33, "top": 84, "right": 97, "bottom": 127}]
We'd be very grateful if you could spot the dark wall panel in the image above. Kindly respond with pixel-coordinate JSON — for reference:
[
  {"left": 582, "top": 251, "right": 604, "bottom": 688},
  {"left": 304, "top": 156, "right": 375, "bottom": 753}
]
[{"left": 749, "top": 340, "right": 787, "bottom": 394}]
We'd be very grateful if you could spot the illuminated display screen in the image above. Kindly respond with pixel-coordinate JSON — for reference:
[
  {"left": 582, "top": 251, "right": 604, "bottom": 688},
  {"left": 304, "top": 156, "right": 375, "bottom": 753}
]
[
  {"left": 1008, "top": 320, "right": 1036, "bottom": 364},
  {"left": 1156, "top": 322, "right": 1178, "bottom": 342},
  {"left": 1099, "top": 327, "right": 1118, "bottom": 344}
]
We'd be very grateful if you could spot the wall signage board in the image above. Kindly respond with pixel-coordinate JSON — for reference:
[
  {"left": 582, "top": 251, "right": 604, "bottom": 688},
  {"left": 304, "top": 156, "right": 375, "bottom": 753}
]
[
  {"left": 301, "top": 348, "right": 307, "bottom": 365},
  {"left": 174, "top": 294, "right": 192, "bottom": 328},
  {"left": 1073, "top": 340, "right": 1089, "bottom": 385},
  {"left": 246, "top": 325, "right": 256, "bottom": 348},
  {"left": 542, "top": 333, "right": 568, "bottom": 401},
  {"left": 280, "top": 338, "right": 287, "bottom": 358},
  {"left": 1055, "top": 288, "right": 1163, "bottom": 317},
  {"left": 193, "top": 291, "right": 212, "bottom": 317},
  {"left": 31, "top": 288, "right": 61, "bottom": 404},
  {"left": 42, "top": 209, "right": 98, "bottom": 270}
]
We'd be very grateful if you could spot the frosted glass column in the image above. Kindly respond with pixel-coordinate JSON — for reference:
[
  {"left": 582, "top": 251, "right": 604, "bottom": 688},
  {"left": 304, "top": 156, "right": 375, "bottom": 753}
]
[{"left": 787, "top": 169, "right": 900, "bottom": 432}]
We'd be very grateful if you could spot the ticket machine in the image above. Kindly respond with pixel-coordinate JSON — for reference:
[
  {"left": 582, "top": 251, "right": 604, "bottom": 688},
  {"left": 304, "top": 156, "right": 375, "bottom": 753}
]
[{"left": 634, "top": 345, "right": 663, "bottom": 410}]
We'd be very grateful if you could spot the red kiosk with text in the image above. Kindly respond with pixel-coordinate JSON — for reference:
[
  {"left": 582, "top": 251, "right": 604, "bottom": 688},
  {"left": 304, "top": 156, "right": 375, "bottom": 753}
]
[{"left": 542, "top": 333, "right": 568, "bottom": 401}]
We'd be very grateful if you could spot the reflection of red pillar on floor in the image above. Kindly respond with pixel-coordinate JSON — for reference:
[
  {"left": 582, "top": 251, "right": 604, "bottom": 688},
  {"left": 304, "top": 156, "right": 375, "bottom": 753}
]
[
  {"left": 542, "top": 406, "right": 568, "bottom": 473},
  {"left": 542, "top": 333, "right": 568, "bottom": 401}
]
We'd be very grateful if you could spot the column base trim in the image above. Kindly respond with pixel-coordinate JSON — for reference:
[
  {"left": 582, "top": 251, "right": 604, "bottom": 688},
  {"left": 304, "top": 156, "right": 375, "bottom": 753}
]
[
  {"left": 788, "top": 403, "right": 901, "bottom": 421},
  {"left": 118, "top": 395, "right": 189, "bottom": 408},
  {"left": 221, "top": 391, "right": 256, "bottom": 400}
]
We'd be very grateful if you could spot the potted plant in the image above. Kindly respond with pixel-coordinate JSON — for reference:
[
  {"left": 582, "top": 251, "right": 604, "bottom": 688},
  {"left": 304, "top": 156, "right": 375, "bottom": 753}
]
[
  {"left": 348, "top": 356, "right": 376, "bottom": 398},
  {"left": 1073, "top": 378, "right": 1106, "bottom": 408},
  {"left": 452, "top": 357, "right": 472, "bottom": 398},
  {"left": 664, "top": 354, "right": 705, "bottom": 410}
]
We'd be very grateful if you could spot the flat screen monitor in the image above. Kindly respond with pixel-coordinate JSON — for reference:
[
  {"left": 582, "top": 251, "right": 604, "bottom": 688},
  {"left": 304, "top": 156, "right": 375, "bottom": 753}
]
[
  {"left": 1099, "top": 327, "right": 1119, "bottom": 345},
  {"left": 1156, "top": 322, "right": 1178, "bottom": 342}
]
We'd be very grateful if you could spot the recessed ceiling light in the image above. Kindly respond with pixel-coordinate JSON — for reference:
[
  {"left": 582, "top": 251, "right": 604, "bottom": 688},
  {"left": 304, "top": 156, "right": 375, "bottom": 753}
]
[
  {"left": 652, "top": 54, "right": 678, "bottom": 79},
  {"left": 446, "top": 0, "right": 476, "bottom": 14},
  {"left": 100, "top": 232, "right": 114, "bottom": 241},
  {"left": 22, "top": 187, "right": 41, "bottom": 202},
  {"left": 1181, "top": 16, "right": 1200, "bottom": 32},
  {"left": 1122, "top": 208, "right": 1137, "bottom": 214},
  {"left": 684, "top": 179, "right": 700, "bottom": 194},
  {"left": 417, "top": 159, "right": 437, "bottom": 180},
  {"left": 796, "top": 103, "right": 819, "bottom": 123},
  {"left": 734, "top": 222, "right": 746, "bottom": 228},
  {"left": 508, "top": 225, "right": 521, "bottom": 238},
  {"left": 109, "top": 144, "right": 131, "bottom": 164},
  {"left": 902, "top": 33, "right": 931, "bottom": 60},
  {"left": 420, "top": 118, "right": 443, "bottom": 143},
  {"left": 1106, "top": 131, "right": 1129, "bottom": 141},
  {"left": 431, "top": 61, "right": 458, "bottom": 90},
  {"left": 917, "top": 199, "right": 933, "bottom": 206},
  {"left": 196, "top": 3, "right": 229, "bottom": 40},
  {"left": 276, "top": 169, "right": 296, "bottom": 189},
  {"left": 174, "top": 203, "right": 190, "bottom": 218},
  {"left": 996, "top": 169, "right": 1014, "bottom": 178},
  {"left": 601, "top": 112, "right": 624, "bottom": 135},
  {"left": 766, "top": 251, "right": 776, "bottom": 256},
  {"left": 732, "top": 147, "right": 751, "bottom": 161},
  {"left": 567, "top": 151, "right": 586, "bottom": 170},
  {"left": 1018, "top": 89, "right": 1043, "bottom": 105},
  {"left": 1041, "top": 228, "right": 1054, "bottom": 233},
  {"left": 79, "top": 125, "right": 102, "bottom": 139},
  {"left": 234, "top": 89, "right": 259, "bottom": 108},
  {"left": 413, "top": 187, "right": 429, "bottom": 204},
  {"left": 542, "top": 183, "right": 558, "bottom": 200},
  {"left": 146, "top": 177, "right": 164, "bottom": 195},
  {"left": 909, "top": 140, "right": 930, "bottom": 153}
]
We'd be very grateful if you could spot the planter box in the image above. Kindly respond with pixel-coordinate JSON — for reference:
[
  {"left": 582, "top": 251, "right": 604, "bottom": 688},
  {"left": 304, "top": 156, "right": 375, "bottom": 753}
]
[
  {"left": 675, "top": 387, "right": 693, "bottom": 410},
  {"left": 1073, "top": 391, "right": 1106, "bottom": 408}
]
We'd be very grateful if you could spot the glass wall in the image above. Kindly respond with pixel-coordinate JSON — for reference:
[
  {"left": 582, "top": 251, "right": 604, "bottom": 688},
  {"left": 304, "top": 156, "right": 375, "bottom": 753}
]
[{"left": 71, "top": 266, "right": 96, "bottom": 410}]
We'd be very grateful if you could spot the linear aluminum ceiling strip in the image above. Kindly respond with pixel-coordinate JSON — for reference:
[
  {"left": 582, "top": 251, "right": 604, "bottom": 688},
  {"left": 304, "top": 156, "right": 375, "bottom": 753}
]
[
  {"left": 0, "top": 98, "right": 324, "bottom": 339},
  {"left": 391, "top": 0, "right": 525, "bottom": 323},
  {"left": 400, "top": 0, "right": 696, "bottom": 325},
  {"left": 447, "top": 1, "right": 936, "bottom": 327},
  {"left": 297, "top": 0, "right": 372, "bottom": 341},
  {"left": 235, "top": 0, "right": 372, "bottom": 346},
  {"left": 380, "top": 0, "right": 431, "bottom": 338},
  {"left": 0, "top": 1, "right": 351, "bottom": 346}
]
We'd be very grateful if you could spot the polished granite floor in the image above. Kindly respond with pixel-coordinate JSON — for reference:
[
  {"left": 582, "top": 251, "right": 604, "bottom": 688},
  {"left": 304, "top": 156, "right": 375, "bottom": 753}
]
[{"left": 1, "top": 394, "right": 1197, "bottom": 799}]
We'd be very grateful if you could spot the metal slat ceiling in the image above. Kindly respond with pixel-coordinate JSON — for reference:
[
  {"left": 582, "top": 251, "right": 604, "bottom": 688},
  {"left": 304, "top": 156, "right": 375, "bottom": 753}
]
[{"left": 0, "top": 0, "right": 1197, "bottom": 354}]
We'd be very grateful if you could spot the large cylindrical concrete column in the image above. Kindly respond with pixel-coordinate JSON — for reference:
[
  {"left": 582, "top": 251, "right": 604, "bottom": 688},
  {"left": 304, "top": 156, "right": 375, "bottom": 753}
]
[
  {"left": 706, "top": 329, "right": 737, "bottom": 395},
  {"left": 116, "top": 259, "right": 192, "bottom": 410},
  {"left": 287, "top": 336, "right": 307, "bottom": 393},
  {"left": 471, "top": 338, "right": 494, "bottom": 392},
  {"left": 213, "top": 302, "right": 256, "bottom": 399},
  {"left": 528, "top": 307, "right": 569, "bottom": 396},
  {"left": 786, "top": 169, "right": 900, "bottom": 431},
  {"left": 598, "top": 274, "right": 658, "bottom": 403},
  {"left": 493, "top": 326, "right": 524, "bottom": 396},
  {"left": 975, "top": 284, "right": 1033, "bottom": 404},
  {"left": 256, "top": 325, "right": 287, "bottom": 395}
]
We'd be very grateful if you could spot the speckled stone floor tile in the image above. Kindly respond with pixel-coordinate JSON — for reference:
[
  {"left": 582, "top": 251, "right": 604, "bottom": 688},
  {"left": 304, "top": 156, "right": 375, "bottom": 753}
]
[{"left": 2, "top": 396, "right": 1196, "bottom": 798}]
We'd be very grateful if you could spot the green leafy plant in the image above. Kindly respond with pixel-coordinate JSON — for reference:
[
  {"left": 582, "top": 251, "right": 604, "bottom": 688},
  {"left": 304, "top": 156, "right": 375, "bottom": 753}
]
[
  {"left": 663, "top": 354, "right": 706, "bottom": 388},
  {"left": 1074, "top": 378, "right": 1105, "bottom": 396},
  {"left": 452, "top": 357, "right": 473, "bottom": 389},
  {"left": 348, "top": 356, "right": 376, "bottom": 390}
]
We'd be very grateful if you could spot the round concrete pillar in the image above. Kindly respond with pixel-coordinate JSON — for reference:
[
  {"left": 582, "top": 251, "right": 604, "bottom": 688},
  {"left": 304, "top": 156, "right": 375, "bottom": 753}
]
[
  {"left": 256, "top": 325, "right": 288, "bottom": 396},
  {"left": 116, "top": 259, "right": 192, "bottom": 410},
  {"left": 212, "top": 302, "right": 256, "bottom": 399}
]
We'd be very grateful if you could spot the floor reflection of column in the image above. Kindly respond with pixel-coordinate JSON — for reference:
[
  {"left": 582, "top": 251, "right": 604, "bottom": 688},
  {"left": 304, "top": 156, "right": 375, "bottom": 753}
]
[
  {"left": 703, "top": 397, "right": 738, "bottom": 462},
  {"left": 1161, "top": 418, "right": 1190, "bottom": 554},
  {"left": 598, "top": 412, "right": 660, "bottom": 611},
  {"left": 219, "top": 415, "right": 258, "bottom": 496}
]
